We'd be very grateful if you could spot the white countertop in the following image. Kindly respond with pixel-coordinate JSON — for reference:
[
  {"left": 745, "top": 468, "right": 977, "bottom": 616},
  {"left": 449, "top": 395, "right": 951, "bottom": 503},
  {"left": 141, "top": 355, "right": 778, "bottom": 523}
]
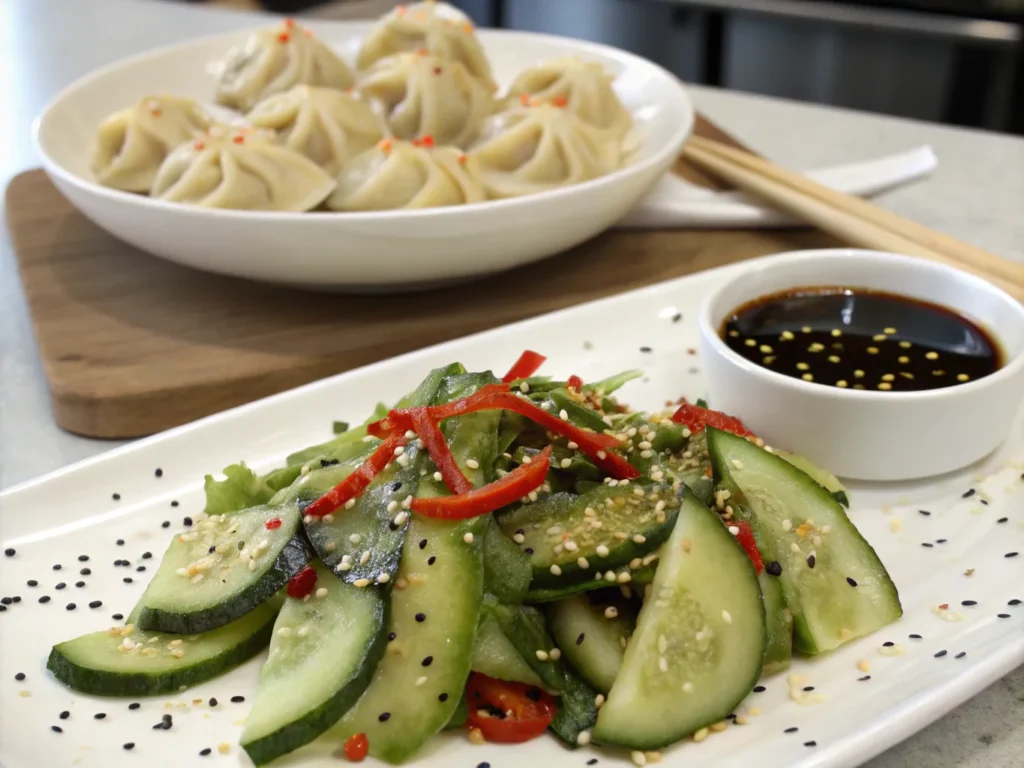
[{"left": 1, "top": 0, "right": 1022, "bottom": 765}]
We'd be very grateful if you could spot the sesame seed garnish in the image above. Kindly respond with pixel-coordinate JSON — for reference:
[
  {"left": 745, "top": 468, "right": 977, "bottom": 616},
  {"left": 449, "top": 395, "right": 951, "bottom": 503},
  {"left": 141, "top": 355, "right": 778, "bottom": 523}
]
[
  {"left": 422, "top": 656, "right": 433, "bottom": 666},
  {"left": 51, "top": 725, "right": 62, "bottom": 733},
  {"left": 1006, "top": 552, "right": 1019, "bottom": 558},
  {"left": 38, "top": 595, "right": 50, "bottom": 603},
  {"left": 846, "top": 577, "right": 858, "bottom": 587},
  {"left": 199, "top": 747, "right": 212, "bottom": 756},
  {"left": 438, "top": 693, "right": 448, "bottom": 702},
  {"left": 804, "top": 741, "right": 817, "bottom": 747},
  {"left": 230, "top": 695, "right": 245, "bottom": 703},
  {"left": 124, "top": 743, "right": 135, "bottom": 750},
  {"left": 934, "top": 650, "right": 947, "bottom": 658}
]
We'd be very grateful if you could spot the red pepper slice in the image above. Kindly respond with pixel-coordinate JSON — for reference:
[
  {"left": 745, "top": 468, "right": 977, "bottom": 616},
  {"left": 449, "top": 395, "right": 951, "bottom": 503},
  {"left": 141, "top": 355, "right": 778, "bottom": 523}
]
[
  {"left": 732, "top": 520, "right": 763, "bottom": 574},
  {"left": 304, "top": 432, "right": 406, "bottom": 518},
  {"left": 286, "top": 565, "right": 318, "bottom": 598},
  {"left": 671, "top": 401, "right": 755, "bottom": 438},
  {"left": 265, "top": 517, "right": 282, "bottom": 530},
  {"left": 501, "top": 350, "right": 547, "bottom": 383},
  {"left": 409, "top": 407, "right": 473, "bottom": 495},
  {"left": 343, "top": 732, "right": 369, "bottom": 762},
  {"left": 412, "top": 447, "right": 552, "bottom": 519},
  {"left": 566, "top": 375, "right": 583, "bottom": 392},
  {"left": 465, "top": 673, "right": 556, "bottom": 744}
]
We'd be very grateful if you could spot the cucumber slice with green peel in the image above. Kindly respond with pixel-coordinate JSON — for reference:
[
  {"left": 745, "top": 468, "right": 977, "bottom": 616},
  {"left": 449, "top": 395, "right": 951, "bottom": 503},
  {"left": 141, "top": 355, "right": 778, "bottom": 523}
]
[
  {"left": 593, "top": 492, "right": 766, "bottom": 750},
  {"left": 330, "top": 514, "right": 486, "bottom": 764},
  {"left": 547, "top": 594, "right": 636, "bottom": 693},
  {"left": 548, "top": 388, "right": 611, "bottom": 434},
  {"left": 524, "top": 562, "right": 657, "bottom": 604},
  {"left": 471, "top": 610, "right": 545, "bottom": 687},
  {"left": 481, "top": 518, "right": 532, "bottom": 605},
  {"left": 707, "top": 427, "right": 902, "bottom": 654},
  {"left": 47, "top": 597, "right": 282, "bottom": 696},
  {"left": 760, "top": 571, "right": 793, "bottom": 676},
  {"left": 444, "top": 694, "right": 468, "bottom": 730},
  {"left": 777, "top": 450, "right": 850, "bottom": 507},
  {"left": 137, "top": 503, "right": 311, "bottom": 634},
  {"left": 497, "top": 483, "right": 681, "bottom": 589},
  {"left": 241, "top": 562, "right": 388, "bottom": 766}
]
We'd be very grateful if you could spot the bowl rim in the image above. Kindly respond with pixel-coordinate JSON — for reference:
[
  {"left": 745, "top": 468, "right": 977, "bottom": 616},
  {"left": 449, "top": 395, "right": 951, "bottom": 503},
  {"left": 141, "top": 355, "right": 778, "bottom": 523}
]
[
  {"left": 32, "top": 24, "right": 694, "bottom": 223},
  {"left": 697, "top": 247, "right": 1024, "bottom": 403}
]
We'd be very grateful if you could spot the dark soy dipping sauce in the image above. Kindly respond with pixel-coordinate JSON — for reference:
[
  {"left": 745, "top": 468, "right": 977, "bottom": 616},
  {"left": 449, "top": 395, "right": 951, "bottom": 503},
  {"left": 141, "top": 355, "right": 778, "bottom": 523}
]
[{"left": 721, "top": 287, "right": 1003, "bottom": 392}]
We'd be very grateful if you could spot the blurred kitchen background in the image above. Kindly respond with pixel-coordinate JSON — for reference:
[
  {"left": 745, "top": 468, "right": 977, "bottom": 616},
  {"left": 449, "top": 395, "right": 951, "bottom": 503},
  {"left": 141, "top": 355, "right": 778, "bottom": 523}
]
[{"left": 192, "top": 0, "right": 1024, "bottom": 135}]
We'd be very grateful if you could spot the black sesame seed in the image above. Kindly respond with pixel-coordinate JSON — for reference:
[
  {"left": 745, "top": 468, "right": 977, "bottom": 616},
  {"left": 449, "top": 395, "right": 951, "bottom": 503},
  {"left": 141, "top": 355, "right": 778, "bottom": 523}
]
[
  {"left": 162, "top": 714, "right": 173, "bottom": 722},
  {"left": 27, "top": 580, "right": 37, "bottom": 587},
  {"left": 387, "top": 632, "right": 396, "bottom": 642},
  {"left": 116, "top": 539, "right": 124, "bottom": 546},
  {"left": 78, "top": 555, "right": 89, "bottom": 562},
  {"left": 171, "top": 500, "right": 179, "bottom": 507},
  {"left": 422, "top": 656, "right": 434, "bottom": 667},
  {"left": 753, "top": 685, "right": 766, "bottom": 693},
  {"left": 962, "top": 488, "right": 975, "bottom": 498},
  {"left": 427, "top": 556, "right": 436, "bottom": 566},
  {"left": 846, "top": 577, "right": 858, "bottom": 587},
  {"left": 89, "top": 600, "right": 102, "bottom": 609},
  {"left": 997, "top": 517, "right": 1009, "bottom": 524},
  {"left": 14, "top": 672, "right": 26, "bottom": 681},
  {"left": 52, "top": 564, "right": 62, "bottom": 571},
  {"left": 55, "top": 583, "right": 66, "bottom": 590},
  {"left": 183, "top": 517, "right": 193, "bottom": 527},
  {"left": 962, "top": 600, "right": 977, "bottom": 606},
  {"left": 77, "top": 580, "right": 87, "bottom": 588},
  {"left": 672, "top": 312, "right": 683, "bottom": 323},
  {"left": 998, "top": 613, "right": 1011, "bottom": 619},
  {"left": 231, "top": 695, "right": 245, "bottom": 703},
  {"left": 209, "top": 698, "right": 218, "bottom": 707},
  {"left": 576, "top": 633, "right": 585, "bottom": 646},
  {"left": 59, "top": 711, "right": 69, "bottom": 719},
  {"left": 4, "top": 548, "right": 14, "bottom": 557},
  {"left": 80, "top": 568, "right": 92, "bottom": 576},
  {"left": 208, "top": 546, "right": 216, "bottom": 554},
  {"left": 389, "top": 482, "right": 402, "bottom": 493},
  {"left": 955, "top": 652, "right": 966, "bottom": 659},
  {"left": 1006, "top": 552, "right": 1019, "bottom": 558},
  {"left": 66, "top": 603, "right": 76, "bottom": 611},
  {"left": 155, "top": 468, "right": 163, "bottom": 477},
  {"left": 161, "top": 521, "right": 170, "bottom": 528},
  {"left": 804, "top": 741, "right": 817, "bottom": 747},
  {"left": 921, "top": 543, "right": 934, "bottom": 548},
  {"left": 980, "top": 499, "right": 989, "bottom": 505},
  {"left": 11, "top": 596, "right": 20, "bottom": 603},
  {"left": 640, "top": 346, "right": 653, "bottom": 353},
  {"left": 918, "top": 509, "right": 931, "bottom": 516},
  {"left": 378, "top": 712, "right": 391, "bottom": 722},
  {"left": 935, "top": 650, "right": 948, "bottom": 658},
  {"left": 883, "top": 641, "right": 895, "bottom": 647},
  {"left": 525, "top": 688, "right": 542, "bottom": 702},
  {"left": 784, "top": 727, "right": 799, "bottom": 733},
  {"left": 1010, "top": 599, "right": 1022, "bottom": 606},
  {"left": 858, "top": 675, "right": 871, "bottom": 681},
  {"left": 524, "top": 547, "right": 534, "bottom": 555},
  {"left": 936, "top": 539, "right": 947, "bottom": 544},
  {"left": 0, "top": 598, "right": 10, "bottom": 605},
  {"left": 94, "top": 713, "right": 106, "bottom": 720},
  {"left": 238, "top": 541, "right": 245, "bottom": 550},
  {"left": 0, "top": 604, "right": 6, "bottom": 612},
  {"left": 136, "top": 566, "right": 146, "bottom": 572},
  {"left": 199, "top": 748, "right": 212, "bottom": 756},
  {"left": 415, "top": 613, "right": 426, "bottom": 623},
  {"left": 806, "top": 554, "right": 816, "bottom": 569},
  {"left": 587, "top": 760, "right": 599, "bottom": 766},
  {"left": 39, "top": 595, "right": 50, "bottom": 604},
  {"left": 123, "top": 577, "right": 133, "bottom": 584},
  {"left": 419, "top": 539, "right": 427, "bottom": 550},
  {"left": 438, "top": 693, "right": 449, "bottom": 702},
  {"left": 51, "top": 725, "right": 63, "bottom": 733},
  {"left": 766, "top": 560, "right": 783, "bottom": 576},
  {"left": 477, "top": 762, "right": 491, "bottom": 768},
  {"left": 112, "top": 493, "right": 120, "bottom": 501},
  {"left": 124, "top": 743, "right": 135, "bottom": 751},
  {"left": 909, "top": 634, "right": 922, "bottom": 639},
  {"left": 802, "top": 686, "right": 815, "bottom": 692},
  {"left": 129, "top": 703, "right": 141, "bottom": 710},
  {"left": 112, "top": 613, "right": 124, "bottom": 621}
]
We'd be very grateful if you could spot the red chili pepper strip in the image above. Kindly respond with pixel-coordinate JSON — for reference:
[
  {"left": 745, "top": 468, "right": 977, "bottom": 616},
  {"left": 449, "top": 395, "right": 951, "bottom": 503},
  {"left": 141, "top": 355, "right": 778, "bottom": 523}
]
[
  {"left": 286, "top": 565, "right": 318, "bottom": 598},
  {"left": 409, "top": 408, "right": 473, "bottom": 495},
  {"left": 343, "top": 732, "right": 369, "bottom": 762},
  {"left": 731, "top": 520, "right": 763, "bottom": 574},
  {"left": 465, "top": 673, "right": 556, "bottom": 744},
  {"left": 671, "top": 401, "right": 756, "bottom": 438},
  {"left": 501, "top": 350, "right": 547, "bottom": 383},
  {"left": 264, "top": 517, "right": 282, "bottom": 530},
  {"left": 304, "top": 432, "right": 407, "bottom": 518},
  {"left": 566, "top": 375, "right": 583, "bottom": 392},
  {"left": 412, "top": 447, "right": 552, "bottom": 519}
]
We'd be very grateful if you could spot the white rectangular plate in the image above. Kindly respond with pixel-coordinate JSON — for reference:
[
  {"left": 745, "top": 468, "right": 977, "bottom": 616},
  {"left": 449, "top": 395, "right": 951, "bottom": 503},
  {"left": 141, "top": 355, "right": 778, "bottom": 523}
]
[{"left": 1, "top": 260, "right": 1022, "bottom": 768}]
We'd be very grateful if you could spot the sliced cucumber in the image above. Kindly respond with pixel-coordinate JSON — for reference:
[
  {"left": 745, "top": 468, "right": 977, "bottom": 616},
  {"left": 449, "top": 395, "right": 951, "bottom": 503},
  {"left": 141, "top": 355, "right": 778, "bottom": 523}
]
[
  {"left": 137, "top": 503, "right": 311, "bottom": 634},
  {"left": 525, "top": 563, "right": 657, "bottom": 604},
  {"left": 497, "top": 483, "right": 680, "bottom": 589},
  {"left": 471, "top": 610, "right": 545, "bottom": 687},
  {"left": 330, "top": 514, "right": 486, "bottom": 764},
  {"left": 760, "top": 571, "right": 793, "bottom": 676},
  {"left": 594, "top": 492, "right": 766, "bottom": 750},
  {"left": 241, "top": 562, "right": 387, "bottom": 766},
  {"left": 778, "top": 450, "right": 850, "bottom": 507},
  {"left": 547, "top": 594, "right": 636, "bottom": 693},
  {"left": 707, "top": 428, "right": 902, "bottom": 654},
  {"left": 482, "top": 518, "right": 532, "bottom": 605},
  {"left": 47, "top": 597, "right": 281, "bottom": 696}
]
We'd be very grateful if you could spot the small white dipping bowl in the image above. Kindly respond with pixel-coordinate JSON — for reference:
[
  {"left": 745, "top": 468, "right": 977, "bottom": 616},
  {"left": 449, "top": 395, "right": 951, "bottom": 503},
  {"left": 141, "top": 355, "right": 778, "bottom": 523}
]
[{"left": 699, "top": 249, "right": 1024, "bottom": 481}]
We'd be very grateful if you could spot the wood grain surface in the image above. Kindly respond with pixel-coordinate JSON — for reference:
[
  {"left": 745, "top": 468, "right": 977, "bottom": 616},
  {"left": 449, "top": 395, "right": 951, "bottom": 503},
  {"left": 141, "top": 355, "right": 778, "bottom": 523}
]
[{"left": 5, "top": 115, "right": 838, "bottom": 438}]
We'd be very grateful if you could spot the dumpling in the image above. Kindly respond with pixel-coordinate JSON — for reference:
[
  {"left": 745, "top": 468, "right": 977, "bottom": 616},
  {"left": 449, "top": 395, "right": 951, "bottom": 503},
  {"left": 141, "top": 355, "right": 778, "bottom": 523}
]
[
  {"left": 91, "top": 96, "right": 212, "bottom": 192},
  {"left": 327, "top": 139, "right": 485, "bottom": 211},
  {"left": 505, "top": 57, "right": 633, "bottom": 140},
  {"left": 357, "top": 2, "right": 496, "bottom": 92},
  {"left": 214, "top": 20, "right": 355, "bottom": 112},
  {"left": 358, "top": 52, "right": 493, "bottom": 148},
  {"left": 470, "top": 104, "right": 621, "bottom": 198},
  {"left": 247, "top": 85, "right": 387, "bottom": 175},
  {"left": 151, "top": 126, "right": 336, "bottom": 211}
]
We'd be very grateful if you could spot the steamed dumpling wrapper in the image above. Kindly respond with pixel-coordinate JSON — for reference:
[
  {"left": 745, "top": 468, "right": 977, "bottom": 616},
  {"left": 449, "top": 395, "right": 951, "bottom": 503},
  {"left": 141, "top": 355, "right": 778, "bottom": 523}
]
[
  {"left": 327, "top": 139, "right": 485, "bottom": 211},
  {"left": 357, "top": 1, "right": 496, "bottom": 92},
  {"left": 470, "top": 104, "right": 621, "bottom": 198},
  {"left": 215, "top": 20, "right": 355, "bottom": 112},
  {"left": 151, "top": 127, "right": 336, "bottom": 211},
  {"left": 92, "top": 96, "right": 212, "bottom": 192},
  {"left": 358, "top": 52, "right": 493, "bottom": 148},
  {"left": 247, "top": 85, "right": 387, "bottom": 175},
  {"left": 505, "top": 57, "right": 633, "bottom": 141}
]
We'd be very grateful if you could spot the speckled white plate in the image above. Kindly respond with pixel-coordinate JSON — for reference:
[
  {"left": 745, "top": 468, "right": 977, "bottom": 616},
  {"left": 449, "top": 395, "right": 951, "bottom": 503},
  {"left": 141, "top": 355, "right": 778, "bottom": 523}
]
[{"left": 1, "top": 259, "right": 1022, "bottom": 768}]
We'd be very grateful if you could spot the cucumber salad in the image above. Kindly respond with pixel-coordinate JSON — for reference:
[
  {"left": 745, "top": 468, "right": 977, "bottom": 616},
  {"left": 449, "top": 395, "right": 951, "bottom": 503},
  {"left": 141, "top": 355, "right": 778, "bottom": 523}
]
[{"left": 46, "top": 352, "right": 902, "bottom": 765}]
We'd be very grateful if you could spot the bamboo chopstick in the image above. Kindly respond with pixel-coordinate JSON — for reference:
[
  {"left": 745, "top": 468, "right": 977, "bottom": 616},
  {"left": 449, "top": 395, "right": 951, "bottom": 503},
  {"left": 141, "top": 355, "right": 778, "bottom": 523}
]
[{"left": 680, "top": 137, "right": 1024, "bottom": 304}]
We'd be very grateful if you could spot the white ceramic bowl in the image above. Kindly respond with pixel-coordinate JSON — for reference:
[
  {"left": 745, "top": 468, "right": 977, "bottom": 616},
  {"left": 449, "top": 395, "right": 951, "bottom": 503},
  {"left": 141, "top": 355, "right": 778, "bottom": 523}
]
[
  {"left": 699, "top": 249, "right": 1024, "bottom": 481},
  {"left": 32, "top": 23, "right": 693, "bottom": 291}
]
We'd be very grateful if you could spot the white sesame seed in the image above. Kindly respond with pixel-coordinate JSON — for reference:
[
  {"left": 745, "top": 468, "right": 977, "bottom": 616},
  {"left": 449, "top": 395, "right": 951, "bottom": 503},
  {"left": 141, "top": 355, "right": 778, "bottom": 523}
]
[
  {"left": 559, "top": 409, "right": 569, "bottom": 420},
  {"left": 415, "top": 676, "right": 428, "bottom": 687},
  {"left": 360, "top": 550, "right": 371, "bottom": 565},
  {"left": 683, "top": 682, "right": 693, "bottom": 694},
  {"left": 576, "top": 731, "right": 592, "bottom": 746},
  {"left": 353, "top": 578, "right": 371, "bottom": 588},
  {"left": 658, "top": 635, "right": 668, "bottom": 653},
  {"left": 781, "top": 519, "right": 792, "bottom": 532},
  {"left": 519, "top": 381, "right": 530, "bottom": 392},
  {"left": 393, "top": 511, "right": 408, "bottom": 527},
  {"left": 604, "top": 571, "right": 617, "bottom": 583},
  {"left": 549, "top": 648, "right": 562, "bottom": 661},
  {"left": 521, "top": 455, "right": 532, "bottom": 464},
  {"left": 316, "top": 588, "right": 328, "bottom": 599},
  {"left": 722, "top": 610, "right": 732, "bottom": 624},
  {"left": 528, "top": 490, "right": 538, "bottom": 502},
  {"left": 394, "top": 446, "right": 405, "bottom": 456},
  {"left": 433, "top": 471, "right": 443, "bottom": 481},
  {"left": 297, "top": 626, "right": 310, "bottom": 638},
  {"left": 728, "top": 526, "right": 740, "bottom": 536},
  {"left": 560, "top": 458, "right": 573, "bottom": 469},
  {"left": 387, "top": 501, "right": 399, "bottom": 513},
  {"left": 396, "top": 454, "right": 410, "bottom": 467},
  {"left": 349, "top": 534, "right": 362, "bottom": 544},
  {"left": 633, "top": 487, "right": 645, "bottom": 497},
  {"left": 604, "top": 606, "right": 619, "bottom": 619},
  {"left": 821, "top": 525, "right": 831, "bottom": 534},
  {"left": 597, "top": 451, "right": 607, "bottom": 460},
  {"left": 732, "top": 459, "right": 744, "bottom": 469},
  {"left": 632, "top": 534, "right": 646, "bottom": 544},
  {"left": 564, "top": 540, "right": 578, "bottom": 552},
  {"left": 640, "top": 449, "right": 654, "bottom": 458},
  {"left": 577, "top": 557, "right": 590, "bottom": 569},
  {"left": 248, "top": 559, "right": 257, "bottom": 572},
  {"left": 513, "top": 533, "right": 525, "bottom": 544},
  {"left": 596, "top": 544, "right": 610, "bottom": 557},
  {"left": 341, "top": 554, "right": 352, "bottom": 564},
  {"left": 632, "top": 751, "right": 647, "bottom": 766},
  {"left": 550, "top": 564, "right": 562, "bottom": 576},
  {"left": 300, "top": 465, "right": 311, "bottom": 476},
  {"left": 325, "top": 541, "right": 336, "bottom": 552},
  {"left": 535, "top": 650, "right": 549, "bottom": 661},
  {"left": 790, "top": 542, "right": 801, "bottom": 553},
  {"left": 344, "top": 499, "right": 356, "bottom": 510},
  {"left": 584, "top": 506, "right": 597, "bottom": 518},
  {"left": 658, "top": 656, "right": 669, "bottom": 673},
  {"left": 567, "top": 441, "right": 579, "bottom": 450},
  {"left": 377, "top": 573, "right": 390, "bottom": 584},
  {"left": 463, "top": 532, "right": 475, "bottom": 544},
  {"left": 617, "top": 571, "right": 632, "bottom": 584},
  {"left": 336, "top": 562, "right": 351, "bottom": 572},
  {"left": 278, "top": 627, "right": 292, "bottom": 637},
  {"left": 303, "top": 514, "right": 314, "bottom": 525},
  {"left": 595, "top": 693, "right": 605, "bottom": 708}
]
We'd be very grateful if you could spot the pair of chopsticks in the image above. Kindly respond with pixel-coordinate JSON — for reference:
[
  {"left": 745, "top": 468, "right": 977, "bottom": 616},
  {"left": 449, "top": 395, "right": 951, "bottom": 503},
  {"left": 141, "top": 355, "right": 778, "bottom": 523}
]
[{"left": 681, "top": 135, "right": 1024, "bottom": 304}]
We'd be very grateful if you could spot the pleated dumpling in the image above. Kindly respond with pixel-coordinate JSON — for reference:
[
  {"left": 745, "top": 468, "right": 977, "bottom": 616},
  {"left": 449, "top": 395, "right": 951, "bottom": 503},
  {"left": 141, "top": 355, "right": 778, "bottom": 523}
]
[
  {"left": 506, "top": 57, "right": 633, "bottom": 140},
  {"left": 214, "top": 20, "right": 355, "bottom": 112},
  {"left": 470, "top": 104, "right": 621, "bottom": 198},
  {"left": 151, "top": 127, "right": 336, "bottom": 211},
  {"left": 327, "top": 139, "right": 485, "bottom": 211},
  {"left": 358, "top": 52, "right": 493, "bottom": 148},
  {"left": 247, "top": 86, "right": 387, "bottom": 175},
  {"left": 92, "top": 96, "right": 212, "bottom": 192},
  {"left": 357, "top": 2, "right": 496, "bottom": 92}
]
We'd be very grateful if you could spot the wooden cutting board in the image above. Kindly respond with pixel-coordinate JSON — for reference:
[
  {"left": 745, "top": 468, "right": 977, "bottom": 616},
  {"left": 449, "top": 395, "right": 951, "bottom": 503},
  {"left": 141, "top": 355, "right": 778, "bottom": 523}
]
[{"left": 5, "top": 114, "right": 839, "bottom": 438}]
